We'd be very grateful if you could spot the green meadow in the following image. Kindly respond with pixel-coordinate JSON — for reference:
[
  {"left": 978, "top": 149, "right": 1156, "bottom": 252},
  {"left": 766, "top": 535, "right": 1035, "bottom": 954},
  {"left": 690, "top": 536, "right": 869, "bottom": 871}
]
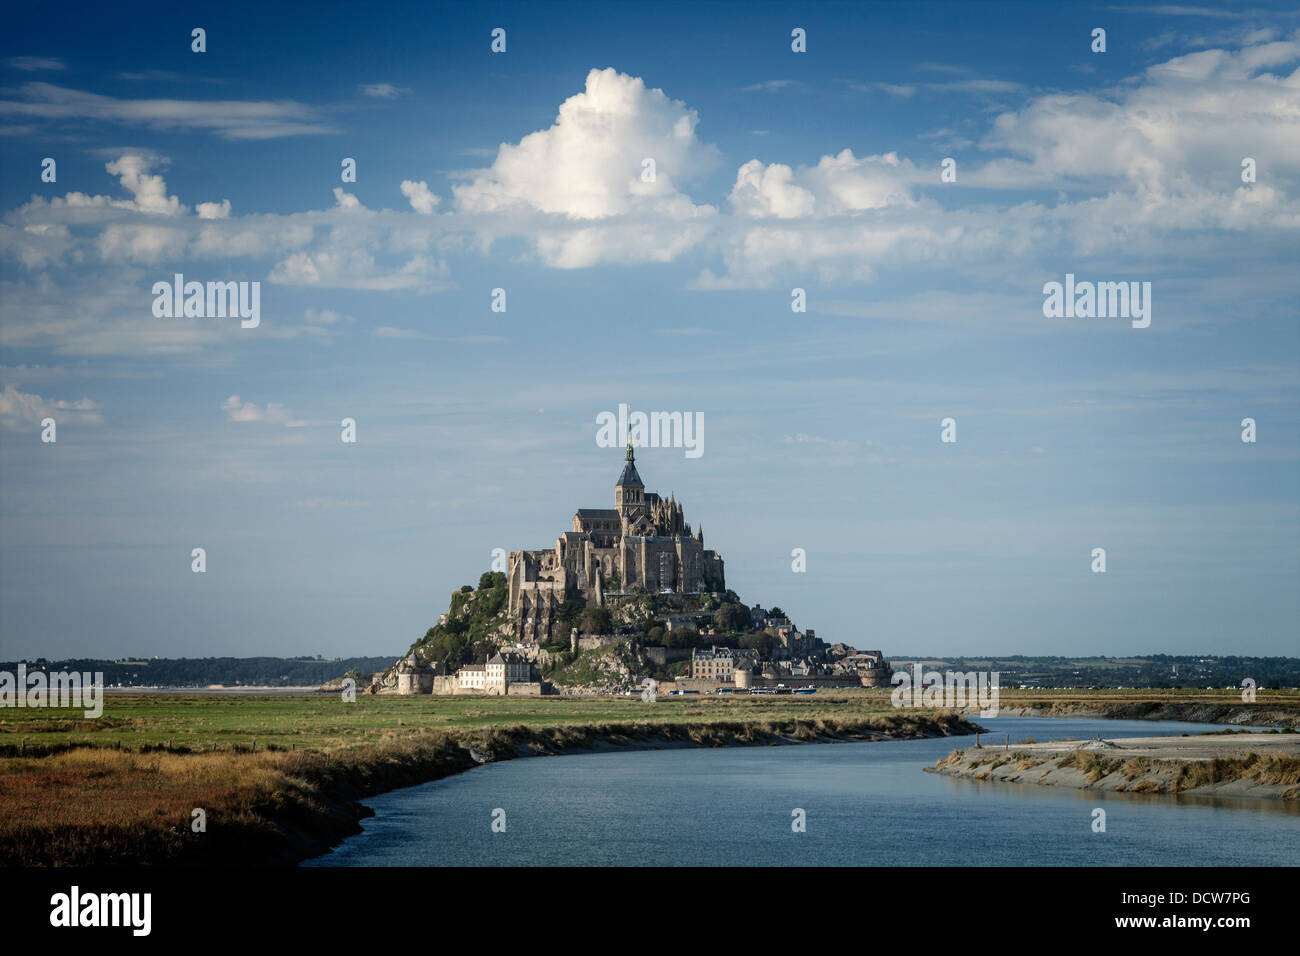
[{"left": 0, "top": 690, "right": 906, "bottom": 754}]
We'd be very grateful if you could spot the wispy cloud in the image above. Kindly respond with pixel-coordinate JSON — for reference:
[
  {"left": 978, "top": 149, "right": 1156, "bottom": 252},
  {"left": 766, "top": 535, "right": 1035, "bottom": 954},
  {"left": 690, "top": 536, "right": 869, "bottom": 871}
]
[
  {"left": 1106, "top": 5, "right": 1274, "bottom": 18},
  {"left": 360, "top": 83, "right": 411, "bottom": 99},
  {"left": 845, "top": 78, "right": 1022, "bottom": 98},
  {"left": 0, "top": 83, "right": 337, "bottom": 139},
  {"left": 6, "top": 56, "right": 65, "bottom": 71},
  {"left": 117, "top": 69, "right": 224, "bottom": 84},
  {"left": 740, "top": 79, "right": 802, "bottom": 92},
  {"left": 372, "top": 326, "right": 433, "bottom": 340}
]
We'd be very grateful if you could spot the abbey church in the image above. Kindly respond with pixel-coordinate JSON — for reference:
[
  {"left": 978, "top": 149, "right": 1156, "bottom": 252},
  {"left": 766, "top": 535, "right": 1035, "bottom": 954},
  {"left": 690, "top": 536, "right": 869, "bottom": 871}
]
[{"left": 508, "top": 443, "right": 726, "bottom": 642}]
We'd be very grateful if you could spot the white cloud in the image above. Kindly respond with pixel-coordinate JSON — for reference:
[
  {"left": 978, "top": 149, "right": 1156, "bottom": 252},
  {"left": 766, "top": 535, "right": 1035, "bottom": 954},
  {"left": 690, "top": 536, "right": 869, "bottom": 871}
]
[
  {"left": 196, "top": 199, "right": 231, "bottom": 220},
  {"left": 269, "top": 249, "right": 447, "bottom": 291},
  {"left": 972, "top": 38, "right": 1300, "bottom": 195},
  {"left": 730, "top": 150, "right": 920, "bottom": 219},
  {"left": 2, "top": 44, "right": 1298, "bottom": 338},
  {"left": 698, "top": 36, "right": 1300, "bottom": 286},
  {"left": 450, "top": 68, "right": 722, "bottom": 266},
  {"left": 730, "top": 161, "right": 815, "bottom": 219},
  {"left": 0, "top": 383, "right": 101, "bottom": 428},
  {"left": 22, "top": 153, "right": 186, "bottom": 218},
  {"left": 220, "top": 395, "right": 304, "bottom": 426},
  {"left": 96, "top": 223, "right": 185, "bottom": 262},
  {"left": 332, "top": 187, "right": 363, "bottom": 211},
  {"left": 454, "top": 67, "right": 719, "bottom": 221},
  {"left": 400, "top": 180, "right": 440, "bottom": 215}
]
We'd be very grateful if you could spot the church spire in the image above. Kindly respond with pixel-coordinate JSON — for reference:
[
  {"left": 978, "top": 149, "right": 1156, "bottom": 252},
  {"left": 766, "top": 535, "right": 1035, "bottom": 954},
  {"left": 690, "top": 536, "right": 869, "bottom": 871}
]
[{"left": 615, "top": 436, "right": 644, "bottom": 516}]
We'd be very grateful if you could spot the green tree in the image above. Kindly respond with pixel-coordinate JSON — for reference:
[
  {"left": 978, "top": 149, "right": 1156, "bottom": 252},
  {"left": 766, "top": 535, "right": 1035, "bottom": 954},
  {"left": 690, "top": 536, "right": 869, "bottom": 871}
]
[
  {"left": 740, "top": 629, "right": 776, "bottom": 658},
  {"left": 663, "top": 627, "right": 701, "bottom": 649},
  {"left": 556, "top": 597, "right": 586, "bottom": 628},
  {"left": 581, "top": 606, "right": 613, "bottom": 635},
  {"left": 714, "top": 602, "right": 751, "bottom": 633}
]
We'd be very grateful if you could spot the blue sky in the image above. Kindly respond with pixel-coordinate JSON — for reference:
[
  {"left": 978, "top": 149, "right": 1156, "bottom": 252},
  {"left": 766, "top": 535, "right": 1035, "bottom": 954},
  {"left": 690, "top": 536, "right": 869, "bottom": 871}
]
[{"left": 1, "top": 0, "right": 1297, "bottom": 661}]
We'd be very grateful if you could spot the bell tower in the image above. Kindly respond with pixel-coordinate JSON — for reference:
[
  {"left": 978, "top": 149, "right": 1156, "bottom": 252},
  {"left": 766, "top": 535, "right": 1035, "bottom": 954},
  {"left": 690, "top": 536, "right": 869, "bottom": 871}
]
[{"left": 615, "top": 439, "right": 645, "bottom": 520}]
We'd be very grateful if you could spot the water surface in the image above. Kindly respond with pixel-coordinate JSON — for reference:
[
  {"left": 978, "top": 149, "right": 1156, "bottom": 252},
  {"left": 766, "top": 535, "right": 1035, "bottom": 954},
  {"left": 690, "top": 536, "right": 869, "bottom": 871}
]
[{"left": 304, "top": 718, "right": 1299, "bottom": 866}]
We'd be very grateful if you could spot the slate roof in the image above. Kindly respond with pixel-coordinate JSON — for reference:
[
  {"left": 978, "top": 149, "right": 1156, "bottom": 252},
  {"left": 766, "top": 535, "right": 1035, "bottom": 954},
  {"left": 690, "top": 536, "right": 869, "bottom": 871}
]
[{"left": 617, "top": 460, "right": 643, "bottom": 488}]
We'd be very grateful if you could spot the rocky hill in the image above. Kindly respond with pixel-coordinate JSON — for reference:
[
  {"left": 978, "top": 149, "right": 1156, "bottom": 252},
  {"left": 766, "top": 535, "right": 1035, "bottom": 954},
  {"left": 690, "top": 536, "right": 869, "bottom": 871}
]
[{"left": 379, "top": 572, "right": 798, "bottom": 691}]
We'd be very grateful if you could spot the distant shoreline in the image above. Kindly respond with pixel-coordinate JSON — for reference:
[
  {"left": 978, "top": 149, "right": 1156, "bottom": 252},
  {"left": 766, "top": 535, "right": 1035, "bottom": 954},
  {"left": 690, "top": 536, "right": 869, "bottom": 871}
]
[
  {"left": 101, "top": 686, "right": 332, "bottom": 695},
  {"left": 959, "top": 700, "right": 1300, "bottom": 730}
]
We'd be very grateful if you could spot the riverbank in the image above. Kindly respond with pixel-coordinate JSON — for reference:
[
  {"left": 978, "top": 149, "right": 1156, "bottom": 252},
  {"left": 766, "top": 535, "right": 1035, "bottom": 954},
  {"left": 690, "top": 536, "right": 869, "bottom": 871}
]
[
  {"left": 963, "top": 700, "right": 1300, "bottom": 730},
  {"left": 0, "top": 710, "right": 978, "bottom": 867},
  {"left": 929, "top": 731, "right": 1300, "bottom": 800}
]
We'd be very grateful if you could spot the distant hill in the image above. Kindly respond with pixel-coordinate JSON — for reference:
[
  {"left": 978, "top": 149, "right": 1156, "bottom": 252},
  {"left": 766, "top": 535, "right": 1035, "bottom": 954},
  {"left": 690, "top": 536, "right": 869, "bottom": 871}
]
[
  {"left": 1, "top": 656, "right": 398, "bottom": 688},
  {"left": 887, "top": 655, "right": 1300, "bottom": 689}
]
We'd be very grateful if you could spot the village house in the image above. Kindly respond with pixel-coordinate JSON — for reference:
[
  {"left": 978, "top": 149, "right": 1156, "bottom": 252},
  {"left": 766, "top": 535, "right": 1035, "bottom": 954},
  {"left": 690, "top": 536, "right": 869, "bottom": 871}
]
[
  {"left": 458, "top": 664, "right": 486, "bottom": 692},
  {"left": 690, "top": 645, "right": 758, "bottom": 682},
  {"left": 485, "top": 652, "right": 532, "bottom": 695}
]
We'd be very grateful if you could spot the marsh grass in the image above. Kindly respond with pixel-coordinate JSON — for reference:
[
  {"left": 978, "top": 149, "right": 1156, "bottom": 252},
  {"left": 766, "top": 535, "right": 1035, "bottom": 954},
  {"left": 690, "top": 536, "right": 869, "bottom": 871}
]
[
  {"left": 1172, "top": 752, "right": 1300, "bottom": 791},
  {"left": 0, "top": 698, "right": 976, "bottom": 866}
]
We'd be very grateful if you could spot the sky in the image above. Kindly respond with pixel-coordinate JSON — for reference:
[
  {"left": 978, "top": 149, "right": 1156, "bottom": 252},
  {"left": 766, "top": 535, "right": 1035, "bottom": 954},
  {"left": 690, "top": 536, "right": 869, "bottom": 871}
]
[{"left": 0, "top": 0, "right": 1297, "bottom": 661}]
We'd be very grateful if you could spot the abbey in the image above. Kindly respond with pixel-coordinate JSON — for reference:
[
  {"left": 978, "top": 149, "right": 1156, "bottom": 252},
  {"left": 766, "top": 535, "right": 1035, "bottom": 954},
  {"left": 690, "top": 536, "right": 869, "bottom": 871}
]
[{"left": 508, "top": 442, "right": 725, "bottom": 642}]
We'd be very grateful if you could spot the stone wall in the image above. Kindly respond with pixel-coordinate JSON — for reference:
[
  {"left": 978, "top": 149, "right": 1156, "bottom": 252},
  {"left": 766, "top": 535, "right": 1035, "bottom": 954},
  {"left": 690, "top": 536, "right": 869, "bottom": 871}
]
[
  {"left": 641, "top": 645, "right": 692, "bottom": 666},
  {"left": 432, "top": 675, "right": 458, "bottom": 695},
  {"left": 750, "top": 675, "right": 864, "bottom": 689},
  {"left": 658, "top": 678, "right": 729, "bottom": 694}
]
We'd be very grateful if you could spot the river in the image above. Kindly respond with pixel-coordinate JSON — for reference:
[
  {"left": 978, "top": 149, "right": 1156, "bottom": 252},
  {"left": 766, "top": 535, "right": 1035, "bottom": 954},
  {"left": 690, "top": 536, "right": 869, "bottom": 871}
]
[{"left": 303, "top": 717, "right": 1300, "bottom": 866}]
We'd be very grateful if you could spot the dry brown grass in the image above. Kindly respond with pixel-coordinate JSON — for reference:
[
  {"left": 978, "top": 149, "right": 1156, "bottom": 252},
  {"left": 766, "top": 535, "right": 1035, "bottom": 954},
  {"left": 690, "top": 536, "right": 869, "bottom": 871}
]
[
  {"left": 0, "top": 729, "right": 476, "bottom": 866},
  {"left": 0, "top": 711, "right": 976, "bottom": 866},
  {"left": 1172, "top": 752, "right": 1300, "bottom": 791}
]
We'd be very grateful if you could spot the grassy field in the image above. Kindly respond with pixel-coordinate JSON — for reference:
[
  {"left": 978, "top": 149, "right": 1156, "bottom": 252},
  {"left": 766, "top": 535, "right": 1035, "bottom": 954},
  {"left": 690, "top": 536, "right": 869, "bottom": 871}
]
[
  {"left": 3, "top": 687, "right": 1296, "bottom": 755},
  {"left": 0, "top": 690, "right": 913, "bottom": 754},
  {"left": 3, "top": 688, "right": 1296, "bottom": 866},
  {"left": 0, "top": 690, "right": 970, "bottom": 865}
]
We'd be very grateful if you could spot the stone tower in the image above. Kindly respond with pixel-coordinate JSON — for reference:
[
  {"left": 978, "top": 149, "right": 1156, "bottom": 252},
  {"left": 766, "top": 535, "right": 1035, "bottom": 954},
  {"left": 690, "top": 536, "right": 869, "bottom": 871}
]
[{"left": 614, "top": 440, "right": 645, "bottom": 521}]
